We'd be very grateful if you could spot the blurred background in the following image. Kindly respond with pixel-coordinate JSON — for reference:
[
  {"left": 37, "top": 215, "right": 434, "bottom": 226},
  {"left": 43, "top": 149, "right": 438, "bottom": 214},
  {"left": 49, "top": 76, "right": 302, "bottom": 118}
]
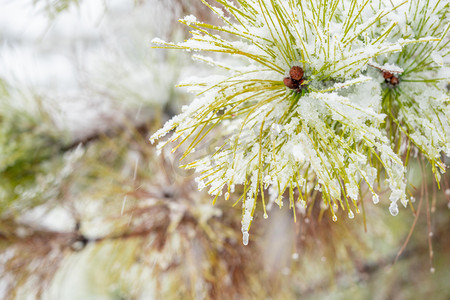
[{"left": 0, "top": 0, "right": 449, "bottom": 299}]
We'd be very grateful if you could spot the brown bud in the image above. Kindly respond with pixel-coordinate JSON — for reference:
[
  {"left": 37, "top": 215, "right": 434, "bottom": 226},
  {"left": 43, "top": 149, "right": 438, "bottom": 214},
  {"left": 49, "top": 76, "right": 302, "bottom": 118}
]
[
  {"left": 383, "top": 71, "right": 393, "bottom": 79},
  {"left": 284, "top": 77, "right": 299, "bottom": 89},
  {"left": 390, "top": 76, "right": 399, "bottom": 86},
  {"left": 289, "top": 66, "right": 304, "bottom": 81}
]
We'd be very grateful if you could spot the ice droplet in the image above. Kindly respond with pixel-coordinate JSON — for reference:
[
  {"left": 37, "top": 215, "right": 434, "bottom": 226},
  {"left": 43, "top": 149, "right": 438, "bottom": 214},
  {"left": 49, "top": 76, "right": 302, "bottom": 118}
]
[
  {"left": 348, "top": 210, "right": 354, "bottom": 219},
  {"left": 389, "top": 203, "right": 399, "bottom": 216},
  {"left": 372, "top": 194, "right": 379, "bottom": 204},
  {"left": 332, "top": 215, "right": 337, "bottom": 222},
  {"left": 242, "top": 231, "right": 249, "bottom": 246}
]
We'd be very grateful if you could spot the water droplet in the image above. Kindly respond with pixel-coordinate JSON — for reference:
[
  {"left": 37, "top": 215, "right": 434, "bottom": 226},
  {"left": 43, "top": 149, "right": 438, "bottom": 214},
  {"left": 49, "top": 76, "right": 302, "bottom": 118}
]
[
  {"left": 292, "top": 253, "right": 299, "bottom": 260},
  {"left": 445, "top": 189, "right": 450, "bottom": 196},
  {"left": 242, "top": 231, "right": 249, "bottom": 246},
  {"left": 389, "top": 203, "right": 399, "bottom": 216},
  {"left": 430, "top": 267, "right": 435, "bottom": 273},
  {"left": 332, "top": 215, "right": 337, "bottom": 222},
  {"left": 348, "top": 211, "right": 354, "bottom": 219},
  {"left": 333, "top": 203, "right": 338, "bottom": 211},
  {"left": 410, "top": 196, "right": 416, "bottom": 203},
  {"left": 304, "top": 218, "right": 310, "bottom": 224},
  {"left": 225, "top": 192, "right": 230, "bottom": 200},
  {"left": 372, "top": 194, "right": 379, "bottom": 204},
  {"left": 263, "top": 212, "right": 268, "bottom": 219},
  {"left": 429, "top": 232, "right": 433, "bottom": 237}
]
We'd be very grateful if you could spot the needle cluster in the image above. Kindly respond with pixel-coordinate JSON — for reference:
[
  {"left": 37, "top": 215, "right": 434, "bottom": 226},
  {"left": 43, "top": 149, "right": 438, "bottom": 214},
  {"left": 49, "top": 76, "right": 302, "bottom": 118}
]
[{"left": 151, "top": 0, "right": 449, "bottom": 244}]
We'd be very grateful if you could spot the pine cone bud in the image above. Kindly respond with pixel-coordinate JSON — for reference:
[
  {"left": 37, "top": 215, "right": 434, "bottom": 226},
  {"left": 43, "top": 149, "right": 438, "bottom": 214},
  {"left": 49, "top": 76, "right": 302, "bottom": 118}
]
[
  {"left": 284, "top": 77, "right": 299, "bottom": 89},
  {"left": 390, "top": 76, "right": 399, "bottom": 86},
  {"left": 383, "top": 71, "right": 393, "bottom": 79},
  {"left": 289, "top": 66, "right": 304, "bottom": 81}
]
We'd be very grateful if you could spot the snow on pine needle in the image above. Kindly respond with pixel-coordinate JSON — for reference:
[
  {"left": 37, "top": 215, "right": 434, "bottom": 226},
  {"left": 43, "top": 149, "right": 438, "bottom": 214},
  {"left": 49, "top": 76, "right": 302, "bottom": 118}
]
[
  {"left": 370, "top": 0, "right": 449, "bottom": 184},
  {"left": 150, "top": 0, "right": 439, "bottom": 244}
]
